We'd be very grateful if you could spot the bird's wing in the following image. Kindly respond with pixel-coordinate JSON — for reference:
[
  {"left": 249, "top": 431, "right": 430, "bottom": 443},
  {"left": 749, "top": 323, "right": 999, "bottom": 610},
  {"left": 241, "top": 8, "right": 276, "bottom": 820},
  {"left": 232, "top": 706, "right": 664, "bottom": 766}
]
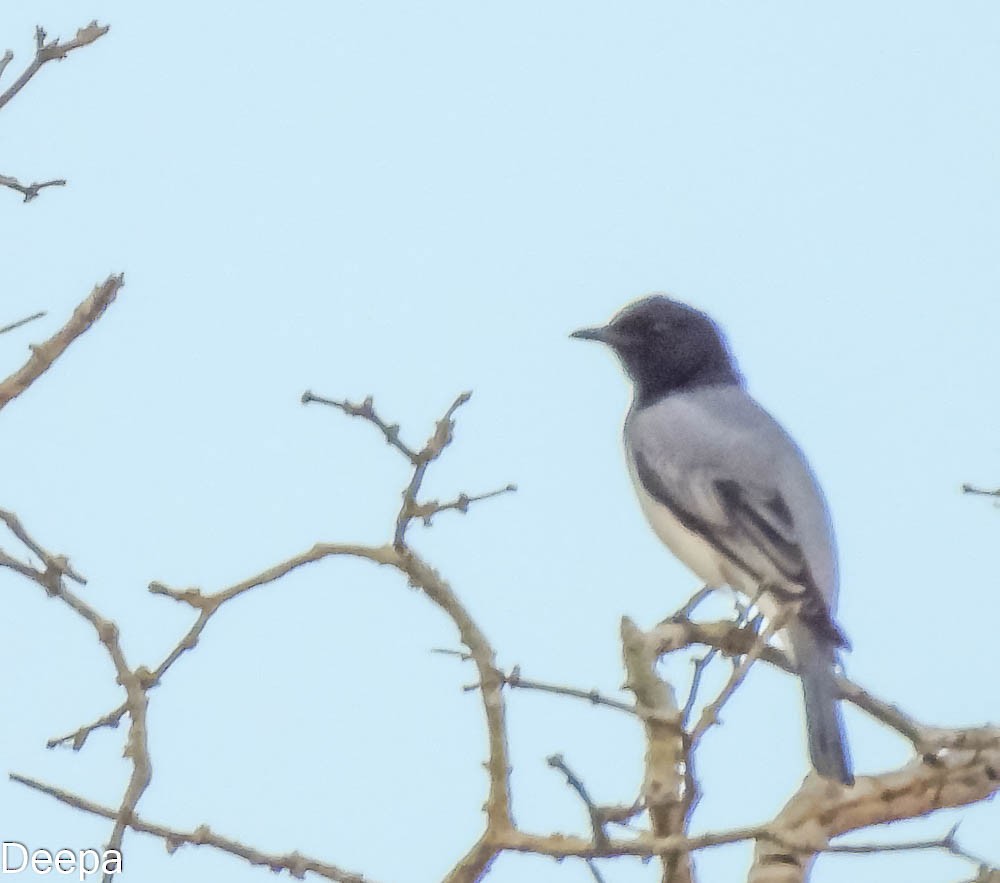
[{"left": 627, "top": 387, "right": 846, "bottom": 646}]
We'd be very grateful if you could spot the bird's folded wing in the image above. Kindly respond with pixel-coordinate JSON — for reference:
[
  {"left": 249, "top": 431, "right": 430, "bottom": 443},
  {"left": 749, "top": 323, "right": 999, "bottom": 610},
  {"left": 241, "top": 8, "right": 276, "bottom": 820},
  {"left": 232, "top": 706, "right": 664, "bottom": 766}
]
[{"left": 632, "top": 450, "right": 846, "bottom": 647}]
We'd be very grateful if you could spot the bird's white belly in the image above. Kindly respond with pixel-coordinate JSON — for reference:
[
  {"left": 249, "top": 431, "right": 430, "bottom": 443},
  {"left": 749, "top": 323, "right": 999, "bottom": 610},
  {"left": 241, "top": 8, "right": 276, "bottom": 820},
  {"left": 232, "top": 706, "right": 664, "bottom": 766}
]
[
  {"left": 625, "top": 451, "right": 768, "bottom": 594},
  {"left": 630, "top": 473, "right": 791, "bottom": 646},
  {"left": 629, "top": 467, "right": 729, "bottom": 588}
]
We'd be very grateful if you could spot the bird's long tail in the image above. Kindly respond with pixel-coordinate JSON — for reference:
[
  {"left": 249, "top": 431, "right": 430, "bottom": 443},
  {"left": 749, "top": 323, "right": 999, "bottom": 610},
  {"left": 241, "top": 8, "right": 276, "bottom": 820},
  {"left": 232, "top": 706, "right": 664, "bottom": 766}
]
[{"left": 787, "top": 620, "right": 854, "bottom": 785}]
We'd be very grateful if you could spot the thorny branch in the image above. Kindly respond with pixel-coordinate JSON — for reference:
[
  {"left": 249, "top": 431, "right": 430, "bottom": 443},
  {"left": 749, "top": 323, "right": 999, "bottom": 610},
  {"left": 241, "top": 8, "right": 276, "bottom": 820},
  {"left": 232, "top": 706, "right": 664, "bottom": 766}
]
[
  {"left": 7, "top": 396, "right": 1000, "bottom": 883},
  {"left": 8, "top": 774, "right": 371, "bottom": 883},
  {"left": 16, "top": 392, "right": 520, "bottom": 883},
  {"left": 5, "top": 356, "right": 997, "bottom": 880},
  {"left": 0, "top": 510, "right": 148, "bottom": 883},
  {"left": 0, "top": 22, "right": 109, "bottom": 202},
  {"left": 0, "top": 174, "right": 65, "bottom": 202},
  {"left": 0, "top": 22, "right": 110, "bottom": 112},
  {"left": 498, "top": 664, "right": 635, "bottom": 715},
  {"left": 621, "top": 616, "right": 693, "bottom": 883},
  {"left": 0, "top": 274, "right": 124, "bottom": 413}
]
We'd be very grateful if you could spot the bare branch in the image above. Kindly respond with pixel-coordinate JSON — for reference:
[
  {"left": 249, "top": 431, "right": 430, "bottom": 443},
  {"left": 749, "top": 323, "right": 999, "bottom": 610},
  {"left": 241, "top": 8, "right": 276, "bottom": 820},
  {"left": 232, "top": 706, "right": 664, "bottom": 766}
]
[
  {"left": 393, "top": 390, "right": 472, "bottom": 547},
  {"left": 0, "top": 174, "right": 65, "bottom": 202},
  {"left": 0, "top": 508, "right": 86, "bottom": 584},
  {"left": 0, "top": 510, "right": 149, "bottom": 881},
  {"left": 0, "top": 310, "right": 46, "bottom": 335},
  {"left": 301, "top": 391, "right": 421, "bottom": 463},
  {"left": 11, "top": 768, "right": 771, "bottom": 866},
  {"left": 962, "top": 483, "right": 1000, "bottom": 499},
  {"left": 620, "top": 617, "right": 692, "bottom": 883},
  {"left": 667, "top": 584, "right": 716, "bottom": 622},
  {"left": 547, "top": 753, "right": 610, "bottom": 848},
  {"left": 407, "top": 483, "right": 517, "bottom": 526},
  {"left": 649, "top": 616, "right": 930, "bottom": 747},
  {"left": 0, "top": 274, "right": 124, "bottom": 414},
  {"left": 47, "top": 702, "right": 126, "bottom": 751},
  {"left": 826, "top": 821, "right": 991, "bottom": 871},
  {"left": 499, "top": 665, "right": 635, "bottom": 715},
  {"left": 16, "top": 377, "right": 998, "bottom": 881},
  {"left": 401, "top": 547, "right": 513, "bottom": 881},
  {"left": 681, "top": 649, "right": 716, "bottom": 726},
  {"left": 302, "top": 390, "right": 503, "bottom": 549},
  {"left": 747, "top": 738, "right": 1000, "bottom": 882},
  {"left": 43, "top": 393, "right": 516, "bottom": 882},
  {"left": 689, "top": 611, "right": 784, "bottom": 744},
  {"left": 497, "top": 823, "right": 770, "bottom": 858},
  {"left": 9, "top": 775, "right": 372, "bottom": 883},
  {"left": 0, "top": 22, "right": 110, "bottom": 113}
]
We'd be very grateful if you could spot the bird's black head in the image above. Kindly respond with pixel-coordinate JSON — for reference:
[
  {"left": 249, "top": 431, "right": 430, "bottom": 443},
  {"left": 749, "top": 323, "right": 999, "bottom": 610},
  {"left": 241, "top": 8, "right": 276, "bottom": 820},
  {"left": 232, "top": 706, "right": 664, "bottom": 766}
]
[{"left": 572, "top": 295, "right": 742, "bottom": 405}]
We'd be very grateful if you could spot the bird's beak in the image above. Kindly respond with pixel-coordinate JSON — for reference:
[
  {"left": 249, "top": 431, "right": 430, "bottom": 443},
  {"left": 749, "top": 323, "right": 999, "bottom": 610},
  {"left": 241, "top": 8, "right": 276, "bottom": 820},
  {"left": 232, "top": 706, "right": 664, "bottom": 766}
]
[{"left": 570, "top": 325, "right": 613, "bottom": 343}]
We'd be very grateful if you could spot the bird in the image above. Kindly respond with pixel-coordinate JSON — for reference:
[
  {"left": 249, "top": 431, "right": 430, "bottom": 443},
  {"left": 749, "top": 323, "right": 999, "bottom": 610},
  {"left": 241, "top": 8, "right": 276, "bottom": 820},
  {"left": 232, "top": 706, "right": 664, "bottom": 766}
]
[{"left": 571, "top": 294, "right": 853, "bottom": 785}]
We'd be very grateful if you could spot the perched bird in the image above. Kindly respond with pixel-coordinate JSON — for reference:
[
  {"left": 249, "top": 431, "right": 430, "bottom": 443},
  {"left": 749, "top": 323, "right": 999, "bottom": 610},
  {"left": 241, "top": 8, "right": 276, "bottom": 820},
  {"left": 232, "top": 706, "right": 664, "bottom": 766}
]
[{"left": 572, "top": 295, "right": 853, "bottom": 785}]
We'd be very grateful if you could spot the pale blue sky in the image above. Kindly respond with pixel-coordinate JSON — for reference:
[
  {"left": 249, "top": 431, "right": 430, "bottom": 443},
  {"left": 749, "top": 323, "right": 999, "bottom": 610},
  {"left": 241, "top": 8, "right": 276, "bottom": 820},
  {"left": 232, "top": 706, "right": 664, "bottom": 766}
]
[{"left": 1, "top": 3, "right": 997, "bottom": 882}]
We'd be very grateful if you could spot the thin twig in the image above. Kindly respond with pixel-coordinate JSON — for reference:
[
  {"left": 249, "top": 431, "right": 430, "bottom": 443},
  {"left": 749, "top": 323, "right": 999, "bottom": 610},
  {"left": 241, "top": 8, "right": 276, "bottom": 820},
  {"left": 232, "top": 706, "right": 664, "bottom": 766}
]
[
  {"left": 681, "top": 600, "right": 763, "bottom": 727},
  {"left": 0, "top": 174, "right": 65, "bottom": 202},
  {"left": 690, "top": 611, "right": 786, "bottom": 743},
  {"left": 500, "top": 666, "right": 635, "bottom": 715},
  {"left": 681, "top": 650, "right": 717, "bottom": 726},
  {"left": 962, "top": 483, "right": 1000, "bottom": 499},
  {"left": 47, "top": 702, "right": 127, "bottom": 751},
  {"left": 0, "top": 511, "right": 148, "bottom": 882},
  {"left": 407, "top": 484, "right": 517, "bottom": 526},
  {"left": 301, "top": 392, "right": 420, "bottom": 463},
  {"left": 547, "top": 753, "right": 610, "bottom": 848},
  {"left": 393, "top": 391, "right": 472, "bottom": 547},
  {"left": 0, "top": 310, "right": 46, "bottom": 335},
  {"left": 827, "top": 822, "right": 991, "bottom": 869},
  {"left": 649, "top": 616, "right": 931, "bottom": 747},
  {"left": 9, "top": 775, "right": 371, "bottom": 883},
  {"left": 667, "top": 585, "right": 715, "bottom": 622},
  {"left": 0, "top": 22, "right": 110, "bottom": 113}
]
